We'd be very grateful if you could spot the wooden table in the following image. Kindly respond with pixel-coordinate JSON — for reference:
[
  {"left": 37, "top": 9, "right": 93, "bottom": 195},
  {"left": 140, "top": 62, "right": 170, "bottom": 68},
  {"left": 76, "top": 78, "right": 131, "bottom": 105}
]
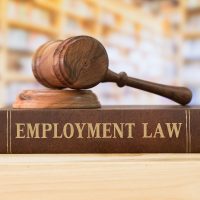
[{"left": 0, "top": 154, "right": 199, "bottom": 200}]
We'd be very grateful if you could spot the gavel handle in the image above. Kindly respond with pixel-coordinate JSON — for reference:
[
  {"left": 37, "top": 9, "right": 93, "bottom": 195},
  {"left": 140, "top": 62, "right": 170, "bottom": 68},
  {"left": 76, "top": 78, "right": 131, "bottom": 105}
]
[{"left": 102, "top": 70, "right": 192, "bottom": 105}]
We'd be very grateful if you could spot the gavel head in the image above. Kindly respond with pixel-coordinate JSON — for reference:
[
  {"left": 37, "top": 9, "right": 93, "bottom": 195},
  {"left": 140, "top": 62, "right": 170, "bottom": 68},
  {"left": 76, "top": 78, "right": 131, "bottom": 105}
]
[{"left": 32, "top": 36, "right": 109, "bottom": 89}]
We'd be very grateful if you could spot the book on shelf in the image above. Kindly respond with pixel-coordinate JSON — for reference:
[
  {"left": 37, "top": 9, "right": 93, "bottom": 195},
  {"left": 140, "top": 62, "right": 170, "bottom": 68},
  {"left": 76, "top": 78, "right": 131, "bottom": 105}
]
[{"left": 0, "top": 105, "right": 199, "bottom": 153}]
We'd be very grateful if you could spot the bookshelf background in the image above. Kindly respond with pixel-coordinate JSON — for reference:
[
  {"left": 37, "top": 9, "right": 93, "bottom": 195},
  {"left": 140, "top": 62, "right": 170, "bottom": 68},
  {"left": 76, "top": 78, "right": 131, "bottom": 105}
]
[{"left": 0, "top": 0, "right": 199, "bottom": 107}]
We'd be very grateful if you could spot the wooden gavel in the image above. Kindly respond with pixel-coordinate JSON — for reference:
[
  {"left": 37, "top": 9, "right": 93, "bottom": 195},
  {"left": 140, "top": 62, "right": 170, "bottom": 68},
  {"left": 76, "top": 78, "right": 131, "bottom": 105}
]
[{"left": 32, "top": 35, "right": 192, "bottom": 105}]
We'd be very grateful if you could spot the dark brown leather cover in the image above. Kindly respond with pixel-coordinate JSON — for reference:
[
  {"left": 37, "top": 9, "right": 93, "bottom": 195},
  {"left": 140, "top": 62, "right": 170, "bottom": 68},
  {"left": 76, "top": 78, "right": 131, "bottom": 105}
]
[{"left": 0, "top": 106, "right": 199, "bottom": 153}]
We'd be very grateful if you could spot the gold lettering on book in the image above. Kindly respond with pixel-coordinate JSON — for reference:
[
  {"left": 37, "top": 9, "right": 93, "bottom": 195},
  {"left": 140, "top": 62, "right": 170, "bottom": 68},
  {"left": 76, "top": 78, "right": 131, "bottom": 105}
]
[
  {"left": 27, "top": 123, "right": 40, "bottom": 138},
  {"left": 10, "top": 110, "right": 12, "bottom": 153},
  {"left": 153, "top": 123, "right": 165, "bottom": 138},
  {"left": 63, "top": 123, "right": 74, "bottom": 138},
  {"left": 113, "top": 123, "right": 124, "bottom": 138},
  {"left": 125, "top": 123, "right": 135, "bottom": 138},
  {"left": 53, "top": 123, "right": 61, "bottom": 138},
  {"left": 143, "top": 123, "right": 182, "bottom": 138},
  {"left": 42, "top": 124, "right": 52, "bottom": 138},
  {"left": 103, "top": 123, "right": 112, "bottom": 138},
  {"left": 16, "top": 123, "right": 26, "bottom": 138},
  {"left": 142, "top": 123, "right": 152, "bottom": 138},
  {"left": 166, "top": 123, "right": 182, "bottom": 138},
  {"left": 75, "top": 123, "right": 86, "bottom": 138},
  {"left": 7, "top": 110, "right": 12, "bottom": 153},
  {"left": 6, "top": 111, "right": 8, "bottom": 153},
  {"left": 15, "top": 122, "right": 182, "bottom": 139},
  {"left": 87, "top": 123, "right": 101, "bottom": 138},
  {"left": 185, "top": 110, "right": 191, "bottom": 153},
  {"left": 189, "top": 110, "right": 191, "bottom": 152}
]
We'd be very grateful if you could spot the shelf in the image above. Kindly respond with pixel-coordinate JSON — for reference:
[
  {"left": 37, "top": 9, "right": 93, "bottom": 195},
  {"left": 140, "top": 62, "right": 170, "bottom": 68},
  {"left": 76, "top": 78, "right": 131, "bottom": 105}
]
[
  {"left": 8, "top": 20, "right": 56, "bottom": 36},
  {"left": 184, "top": 58, "right": 200, "bottom": 64},
  {"left": 64, "top": 9, "right": 94, "bottom": 22},
  {"left": 9, "top": 0, "right": 60, "bottom": 13},
  {"left": 63, "top": 31, "right": 94, "bottom": 38},
  {"left": 33, "top": 0, "right": 60, "bottom": 12},
  {"left": 187, "top": 7, "right": 200, "bottom": 15},
  {"left": 8, "top": 48, "right": 34, "bottom": 56},
  {"left": 1, "top": 0, "right": 199, "bottom": 106},
  {"left": 184, "top": 31, "right": 200, "bottom": 39},
  {"left": 101, "top": 23, "right": 134, "bottom": 36},
  {"left": 103, "top": 40, "right": 133, "bottom": 52},
  {"left": 33, "top": 1, "right": 94, "bottom": 22},
  {"left": 5, "top": 73, "right": 36, "bottom": 83},
  {"left": 86, "top": 0, "right": 163, "bottom": 34}
]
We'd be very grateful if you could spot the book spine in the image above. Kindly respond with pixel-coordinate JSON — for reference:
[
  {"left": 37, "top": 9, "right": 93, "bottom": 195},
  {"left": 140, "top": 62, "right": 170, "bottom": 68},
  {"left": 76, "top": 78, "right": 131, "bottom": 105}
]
[{"left": 0, "top": 108, "right": 199, "bottom": 153}]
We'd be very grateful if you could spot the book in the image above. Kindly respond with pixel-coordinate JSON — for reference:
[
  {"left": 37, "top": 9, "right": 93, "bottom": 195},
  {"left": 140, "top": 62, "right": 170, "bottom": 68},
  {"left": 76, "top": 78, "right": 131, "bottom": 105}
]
[{"left": 0, "top": 106, "right": 199, "bottom": 153}]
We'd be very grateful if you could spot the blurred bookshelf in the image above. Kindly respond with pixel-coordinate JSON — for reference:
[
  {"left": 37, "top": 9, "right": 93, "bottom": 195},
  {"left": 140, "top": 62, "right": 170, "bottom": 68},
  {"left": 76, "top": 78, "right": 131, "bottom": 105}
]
[
  {"left": 0, "top": 0, "right": 199, "bottom": 107},
  {"left": 179, "top": 0, "right": 200, "bottom": 105}
]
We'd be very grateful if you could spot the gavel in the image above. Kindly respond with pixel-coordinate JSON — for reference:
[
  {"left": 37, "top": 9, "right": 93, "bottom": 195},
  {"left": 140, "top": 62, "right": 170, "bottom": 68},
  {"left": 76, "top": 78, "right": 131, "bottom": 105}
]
[{"left": 32, "top": 35, "right": 192, "bottom": 105}]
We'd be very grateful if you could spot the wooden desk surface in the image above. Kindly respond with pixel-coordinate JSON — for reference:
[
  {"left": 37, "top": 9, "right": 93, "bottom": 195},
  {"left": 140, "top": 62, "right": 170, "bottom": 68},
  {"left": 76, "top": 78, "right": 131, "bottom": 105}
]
[{"left": 0, "top": 154, "right": 199, "bottom": 200}]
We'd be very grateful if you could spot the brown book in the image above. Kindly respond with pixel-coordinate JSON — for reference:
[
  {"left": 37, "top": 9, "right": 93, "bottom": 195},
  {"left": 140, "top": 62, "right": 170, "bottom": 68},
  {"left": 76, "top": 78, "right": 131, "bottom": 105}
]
[{"left": 0, "top": 106, "right": 199, "bottom": 153}]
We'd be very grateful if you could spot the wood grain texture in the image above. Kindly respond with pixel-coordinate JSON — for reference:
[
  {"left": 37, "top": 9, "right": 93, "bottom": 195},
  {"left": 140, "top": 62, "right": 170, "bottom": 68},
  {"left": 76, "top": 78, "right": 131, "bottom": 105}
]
[
  {"left": 32, "top": 36, "right": 108, "bottom": 89},
  {"left": 0, "top": 154, "right": 199, "bottom": 200},
  {"left": 13, "top": 89, "right": 101, "bottom": 108},
  {"left": 32, "top": 35, "right": 192, "bottom": 105},
  {"left": 103, "top": 70, "right": 192, "bottom": 105}
]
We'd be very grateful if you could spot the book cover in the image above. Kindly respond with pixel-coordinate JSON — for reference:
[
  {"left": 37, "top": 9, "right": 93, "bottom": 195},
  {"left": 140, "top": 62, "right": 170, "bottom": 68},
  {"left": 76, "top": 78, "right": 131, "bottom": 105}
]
[{"left": 0, "top": 106, "right": 199, "bottom": 153}]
